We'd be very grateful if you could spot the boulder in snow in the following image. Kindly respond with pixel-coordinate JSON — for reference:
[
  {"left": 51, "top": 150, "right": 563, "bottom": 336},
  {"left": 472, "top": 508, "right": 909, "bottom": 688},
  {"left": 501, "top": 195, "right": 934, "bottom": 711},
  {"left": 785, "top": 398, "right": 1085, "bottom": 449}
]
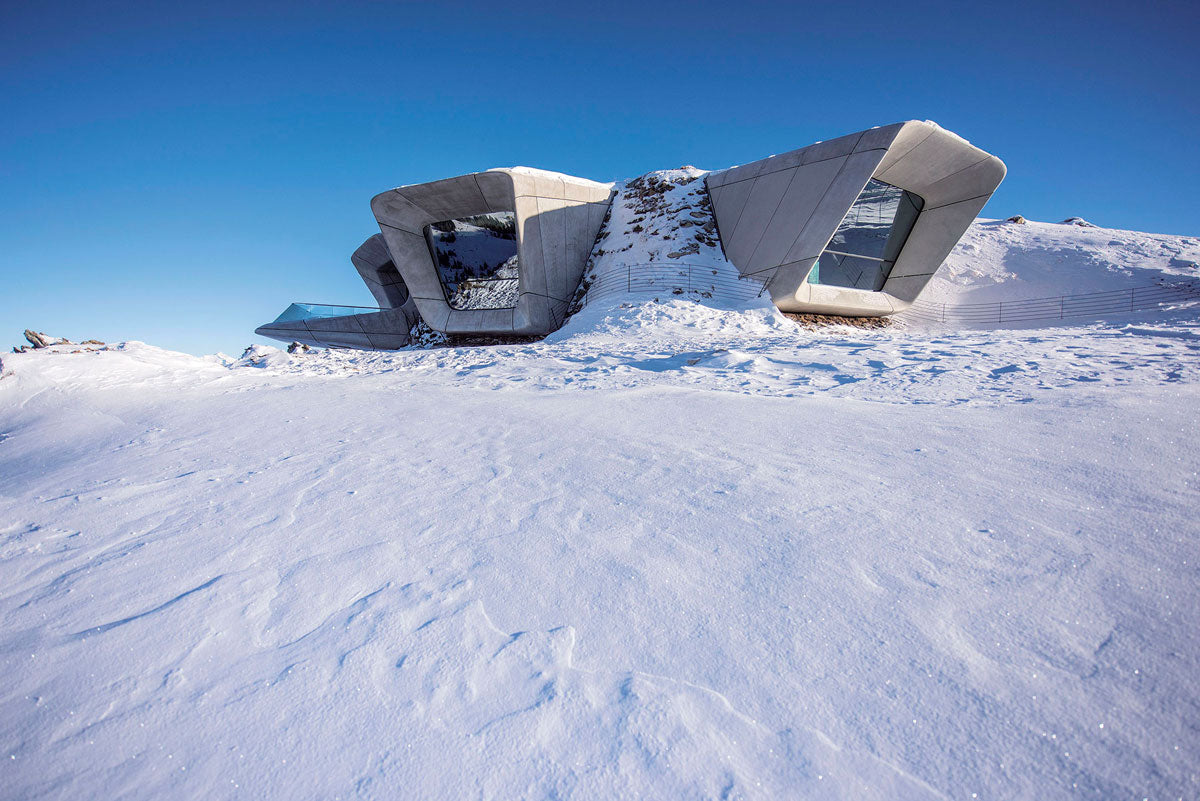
[{"left": 24, "top": 330, "right": 70, "bottom": 348}]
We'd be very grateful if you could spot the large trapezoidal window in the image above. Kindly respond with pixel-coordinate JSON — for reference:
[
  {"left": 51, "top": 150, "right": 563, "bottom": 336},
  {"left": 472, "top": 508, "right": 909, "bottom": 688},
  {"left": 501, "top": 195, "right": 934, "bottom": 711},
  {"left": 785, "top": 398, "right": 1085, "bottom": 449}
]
[
  {"left": 808, "top": 179, "right": 924, "bottom": 292},
  {"left": 424, "top": 212, "right": 519, "bottom": 310}
]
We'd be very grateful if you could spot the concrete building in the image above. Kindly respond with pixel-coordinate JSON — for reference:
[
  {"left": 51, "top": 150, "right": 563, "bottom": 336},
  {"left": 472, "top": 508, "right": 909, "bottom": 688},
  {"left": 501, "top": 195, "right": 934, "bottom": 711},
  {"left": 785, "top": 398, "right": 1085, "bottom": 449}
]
[
  {"left": 371, "top": 168, "right": 614, "bottom": 336},
  {"left": 255, "top": 122, "right": 1003, "bottom": 347},
  {"left": 706, "top": 121, "right": 1006, "bottom": 316}
]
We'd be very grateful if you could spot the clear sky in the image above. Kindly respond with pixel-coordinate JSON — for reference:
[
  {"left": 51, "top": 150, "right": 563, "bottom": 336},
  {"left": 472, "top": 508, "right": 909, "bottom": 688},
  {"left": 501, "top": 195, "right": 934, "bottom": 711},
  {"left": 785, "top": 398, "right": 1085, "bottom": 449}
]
[{"left": 3, "top": 0, "right": 1198, "bottom": 355}]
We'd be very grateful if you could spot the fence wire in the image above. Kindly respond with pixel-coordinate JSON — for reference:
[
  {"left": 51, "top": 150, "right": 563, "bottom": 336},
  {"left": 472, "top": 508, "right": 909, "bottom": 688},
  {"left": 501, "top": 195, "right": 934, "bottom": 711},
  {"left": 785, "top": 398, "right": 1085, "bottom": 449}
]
[
  {"left": 899, "top": 279, "right": 1200, "bottom": 326},
  {"left": 580, "top": 264, "right": 1200, "bottom": 327},
  {"left": 581, "top": 262, "right": 765, "bottom": 307}
]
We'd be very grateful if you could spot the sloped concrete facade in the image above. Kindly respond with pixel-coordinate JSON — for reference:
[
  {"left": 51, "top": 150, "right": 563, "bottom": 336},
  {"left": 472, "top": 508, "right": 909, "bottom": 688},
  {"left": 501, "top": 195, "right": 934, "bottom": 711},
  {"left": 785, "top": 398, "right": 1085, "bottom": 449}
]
[
  {"left": 351, "top": 233, "right": 413, "bottom": 310},
  {"left": 371, "top": 168, "right": 614, "bottom": 336},
  {"left": 705, "top": 121, "right": 1006, "bottom": 316}
]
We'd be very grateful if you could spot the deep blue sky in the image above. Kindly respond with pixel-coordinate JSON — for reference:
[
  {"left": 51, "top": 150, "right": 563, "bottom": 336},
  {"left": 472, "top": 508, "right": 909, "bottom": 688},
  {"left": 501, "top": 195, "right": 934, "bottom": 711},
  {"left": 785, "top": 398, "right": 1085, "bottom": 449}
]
[{"left": 3, "top": 0, "right": 1198, "bottom": 355}]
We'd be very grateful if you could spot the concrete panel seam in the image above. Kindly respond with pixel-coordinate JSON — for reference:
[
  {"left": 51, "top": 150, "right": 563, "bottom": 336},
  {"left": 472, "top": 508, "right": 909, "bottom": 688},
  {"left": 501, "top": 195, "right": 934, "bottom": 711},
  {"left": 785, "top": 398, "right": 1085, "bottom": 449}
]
[
  {"left": 711, "top": 147, "right": 888, "bottom": 192},
  {"left": 923, "top": 191, "right": 1002, "bottom": 213},
  {"left": 776, "top": 154, "right": 866, "bottom": 265},
  {"left": 873, "top": 127, "right": 937, "bottom": 179}
]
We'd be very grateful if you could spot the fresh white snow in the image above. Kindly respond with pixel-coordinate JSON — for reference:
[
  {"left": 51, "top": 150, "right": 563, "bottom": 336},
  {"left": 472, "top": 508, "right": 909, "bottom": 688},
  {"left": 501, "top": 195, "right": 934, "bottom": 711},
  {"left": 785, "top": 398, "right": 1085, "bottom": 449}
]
[{"left": 1, "top": 212, "right": 1198, "bottom": 800}]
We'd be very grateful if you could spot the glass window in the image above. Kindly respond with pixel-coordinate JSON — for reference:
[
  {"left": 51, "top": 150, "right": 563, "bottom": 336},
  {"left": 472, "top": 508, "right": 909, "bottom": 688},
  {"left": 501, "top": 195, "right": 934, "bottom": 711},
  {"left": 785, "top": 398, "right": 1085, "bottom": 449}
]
[
  {"left": 425, "top": 213, "right": 519, "bottom": 310},
  {"left": 807, "top": 179, "right": 923, "bottom": 292}
]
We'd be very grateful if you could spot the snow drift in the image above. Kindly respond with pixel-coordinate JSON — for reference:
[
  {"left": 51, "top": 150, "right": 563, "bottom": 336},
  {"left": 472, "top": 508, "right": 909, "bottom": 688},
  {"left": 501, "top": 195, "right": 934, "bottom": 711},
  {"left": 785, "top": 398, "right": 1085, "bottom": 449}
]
[{"left": 1, "top": 211, "right": 1198, "bottom": 800}]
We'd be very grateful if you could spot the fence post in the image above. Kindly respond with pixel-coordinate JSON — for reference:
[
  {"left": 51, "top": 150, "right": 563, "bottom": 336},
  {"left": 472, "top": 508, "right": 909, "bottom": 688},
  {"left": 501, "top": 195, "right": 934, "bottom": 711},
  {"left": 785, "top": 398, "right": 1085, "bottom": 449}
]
[{"left": 998, "top": 302, "right": 1003, "bottom": 324}]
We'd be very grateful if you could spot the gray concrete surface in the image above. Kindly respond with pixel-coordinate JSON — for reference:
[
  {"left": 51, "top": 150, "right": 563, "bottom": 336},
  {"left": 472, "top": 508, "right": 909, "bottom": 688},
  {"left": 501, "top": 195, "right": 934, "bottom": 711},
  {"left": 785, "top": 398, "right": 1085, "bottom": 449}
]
[
  {"left": 371, "top": 168, "right": 614, "bottom": 336},
  {"left": 255, "top": 307, "right": 417, "bottom": 350},
  {"left": 351, "top": 234, "right": 417, "bottom": 311},
  {"left": 706, "top": 121, "right": 1005, "bottom": 316}
]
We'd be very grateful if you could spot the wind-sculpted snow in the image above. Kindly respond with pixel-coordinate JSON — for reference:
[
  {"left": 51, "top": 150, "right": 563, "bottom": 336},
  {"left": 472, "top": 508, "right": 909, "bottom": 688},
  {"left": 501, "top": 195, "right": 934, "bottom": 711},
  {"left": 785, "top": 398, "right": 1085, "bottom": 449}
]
[
  {"left": 2, "top": 302, "right": 1199, "bottom": 799},
  {"left": 3, "top": 211, "right": 1200, "bottom": 801}
]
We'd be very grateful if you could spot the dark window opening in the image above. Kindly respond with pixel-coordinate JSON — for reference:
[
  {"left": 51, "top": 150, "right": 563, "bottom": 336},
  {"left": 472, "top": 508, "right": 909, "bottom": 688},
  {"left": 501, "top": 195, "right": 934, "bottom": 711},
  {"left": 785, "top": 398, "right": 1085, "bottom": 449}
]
[{"left": 424, "top": 212, "right": 519, "bottom": 310}]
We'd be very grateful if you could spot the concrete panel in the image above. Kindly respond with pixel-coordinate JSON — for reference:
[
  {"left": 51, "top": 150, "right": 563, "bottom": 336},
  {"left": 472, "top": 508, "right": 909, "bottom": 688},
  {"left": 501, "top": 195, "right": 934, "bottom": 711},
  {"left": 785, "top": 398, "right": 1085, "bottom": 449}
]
[
  {"left": 316, "top": 331, "right": 375, "bottom": 349},
  {"left": 377, "top": 228, "right": 443, "bottom": 300},
  {"left": 512, "top": 292, "right": 555, "bottom": 334},
  {"left": 918, "top": 156, "right": 1007, "bottom": 209},
  {"left": 804, "top": 284, "right": 897, "bottom": 316},
  {"left": 704, "top": 121, "right": 1004, "bottom": 317},
  {"left": 351, "top": 234, "right": 415, "bottom": 311},
  {"left": 514, "top": 194, "right": 549, "bottom": 297},
  {"left": 707, "top": 180, "right": 756, "bottom": 249},
  {"left": 722, "top": 167, "right": 798, "bottom": 267},
  {"left": 781, "top": 150, "right": 882, "bottom": 264},
  {"left": 875, "top": 135, "right": 991, "bottom": 201},
  {"left": 587, "top": 199, "right": 609, "bottom": 254},
  {"left": 765, "top": 257, "right": 818, "bottom": 303},
  {"left": 560, "top": 202, "right": 593, "bottom": 300},
  {"left": 398, "top": 175, "right": 490, "bottom": 221},
  {"left": 369, "top": 167, "right": 612, "bottom": 338},
  {"left": 420, "top": 302, "right": 451, "bottom": 332},
  {"left": 799, "top": 131, "right": 864, "bottom": 166},
  {"left": 879, "top": 274, "right": 936, "bottom": 305},
  {"left": 369, "top": 191, "right": 431, "bottom": 235},
  {"left": 356, "top": 309, "right": 416, "bottom": 336},
  {"left": 885, "top": 194, "right": 993, "bottom": 282},
  {"left": 254, "top": 321, "right": 310, "bottom": 342},
  {"left": 537, "top": 195, "right": 570, "bottom": 300},
  {"left": 303, "top": 315, "right": 361, "bottom": 335},
  {"left": 743, "top": 157, "right": 844, "bottom": 273},
  {"left": 872, "top": 121, "right": 937, "bottom": 176},
  {"left": 704, "top": 159, "right": 766, "bottom": 190},
  {"left": 474, "top": 170, "right": 513, "bottom": 210},
  {"left": 363, "top": 332, "right": 411, "bottom": 349},
  {"left": 852, "top": 123, "right": 906, "bottom": 154}
]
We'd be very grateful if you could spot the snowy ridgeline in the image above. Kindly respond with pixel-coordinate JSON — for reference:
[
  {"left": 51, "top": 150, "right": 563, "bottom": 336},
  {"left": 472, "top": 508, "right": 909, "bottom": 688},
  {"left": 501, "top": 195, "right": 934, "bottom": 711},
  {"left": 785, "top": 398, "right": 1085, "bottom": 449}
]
[{"left": 1, "top": 212, "right": 1200, "bottom": 800}]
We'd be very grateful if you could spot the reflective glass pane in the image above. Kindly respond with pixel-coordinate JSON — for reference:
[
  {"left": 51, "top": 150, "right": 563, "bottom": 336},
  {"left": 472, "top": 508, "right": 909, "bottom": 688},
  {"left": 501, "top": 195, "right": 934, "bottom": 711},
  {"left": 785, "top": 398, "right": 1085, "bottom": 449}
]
[
  {"left": 809, "top": 179, "right": 924, "bottom": 292},
  {"left": 425, "top": 213, "right": 520, "bottom": 310},
  {"left": 810, "top": 252, "right": 891, "bottom": 292}
]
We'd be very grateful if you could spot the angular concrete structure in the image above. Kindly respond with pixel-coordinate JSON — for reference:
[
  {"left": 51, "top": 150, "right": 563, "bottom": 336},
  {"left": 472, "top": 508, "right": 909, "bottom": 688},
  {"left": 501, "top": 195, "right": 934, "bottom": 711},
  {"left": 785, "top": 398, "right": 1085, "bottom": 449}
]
[
  {"left": 254, "top": 123, "right": 1004, "bottom": 348},
  {"left": 371, "top": 168, "right": 614, "bottom": 336},
  {"left": 705, "top": 121, "right": 1006, "bottom": 316},
  {"left": 255, "top": 234, "right": 422, "bottom": 349}
]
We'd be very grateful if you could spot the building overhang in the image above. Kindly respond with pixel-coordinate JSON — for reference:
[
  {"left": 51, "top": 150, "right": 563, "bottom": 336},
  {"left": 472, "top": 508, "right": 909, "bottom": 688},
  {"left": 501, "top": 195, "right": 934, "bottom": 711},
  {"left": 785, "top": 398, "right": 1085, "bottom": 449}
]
[
  {"left": 705, "top": 121, "right": 1006, "bottom": 316},
  {"left": 370, "top": 168, "right": 614, "bottom": 336}
]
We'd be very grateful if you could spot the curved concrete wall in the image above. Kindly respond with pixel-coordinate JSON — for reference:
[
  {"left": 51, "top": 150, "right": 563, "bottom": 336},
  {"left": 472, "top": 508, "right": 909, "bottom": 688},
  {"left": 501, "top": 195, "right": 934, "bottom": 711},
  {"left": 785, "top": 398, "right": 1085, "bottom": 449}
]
[
  {"left": 256, "top": 307, "right": 419, "bottom": 350},
  {"left": 705, "top": 121, "right": 1005, "bottom": 316},
  {"left": 371, "top": 168, "right": 614, "bottom": 336},
  {"left": 351, "top": 233, "right": 414, "bottom": 310},
  {"left": 255, "top": 234, "right": 422, "bottom": 349}
]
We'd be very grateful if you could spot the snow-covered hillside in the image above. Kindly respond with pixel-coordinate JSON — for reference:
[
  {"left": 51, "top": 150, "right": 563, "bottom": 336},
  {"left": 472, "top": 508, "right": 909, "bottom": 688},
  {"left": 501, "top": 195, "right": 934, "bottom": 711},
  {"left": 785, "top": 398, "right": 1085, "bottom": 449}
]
[
  {"left": 1, "top": 211, "right": 1199, "bottom": 800},
  {"left": 926, "top": 217, "right": 1200, "bottom": 304}
]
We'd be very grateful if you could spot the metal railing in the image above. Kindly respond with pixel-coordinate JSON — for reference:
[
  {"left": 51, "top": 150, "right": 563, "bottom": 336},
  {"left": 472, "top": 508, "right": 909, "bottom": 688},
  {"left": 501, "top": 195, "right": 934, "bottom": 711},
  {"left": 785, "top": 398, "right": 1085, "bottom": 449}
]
[
  {"left": 898, "top": 279, "right": 1200, "bottom": 326},
  {"left": 580, "top": 262, "right": 766, "bottom": 307},
  {"left": 271, "top": 302, "right": 381, "bottom": 323}
]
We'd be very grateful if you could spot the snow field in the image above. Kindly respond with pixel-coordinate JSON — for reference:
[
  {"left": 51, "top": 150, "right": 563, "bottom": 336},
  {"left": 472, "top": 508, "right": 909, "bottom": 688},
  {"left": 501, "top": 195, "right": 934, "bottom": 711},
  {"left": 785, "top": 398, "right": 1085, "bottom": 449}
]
[{"left": 1, "top": 209, "right": 1199, "bottom": 799}]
